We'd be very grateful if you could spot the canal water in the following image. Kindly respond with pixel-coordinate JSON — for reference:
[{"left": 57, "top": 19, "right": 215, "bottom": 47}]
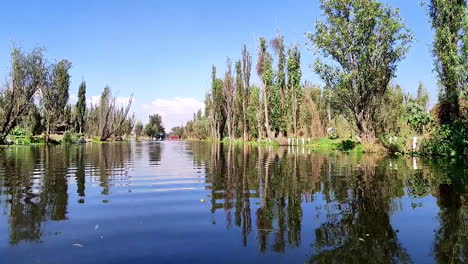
[{"left": 0, "top": 141, "right": 466, "bottom": 263}]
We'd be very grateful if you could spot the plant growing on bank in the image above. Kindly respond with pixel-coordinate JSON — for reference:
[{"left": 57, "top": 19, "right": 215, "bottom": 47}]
[
  {"left": 427, "top": 0, "right": 467, "bottom": 125},
  {"left": 308, "top": 0, "right": 413, "bottom": 145},
  {"left": 42, "top": 59, "right": 71, "bottom": 143},
  {"left": 0, "top": 48, "right": 46, "bottom": 144},
  {"left": 144, "top": 114, "right": 164, "bottom": 138},
  {"left": 134, "top": 121, "right": 144, "bottom": 140},
  {"left": 87, "top": 86, "right": 133, "bottom": 141},
  {"left": 75, "top": 81, "right": 87, "bottom": 133}
]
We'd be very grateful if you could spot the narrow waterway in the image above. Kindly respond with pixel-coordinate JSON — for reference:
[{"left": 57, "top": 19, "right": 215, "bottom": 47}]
[{"left": 0, "top": 141, "right": 466, "bottom": 263}]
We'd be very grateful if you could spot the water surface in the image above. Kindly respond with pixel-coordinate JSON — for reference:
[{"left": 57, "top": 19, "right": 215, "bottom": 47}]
[{"left": 0, "top": 141, "right": 466, "bottom": 263}]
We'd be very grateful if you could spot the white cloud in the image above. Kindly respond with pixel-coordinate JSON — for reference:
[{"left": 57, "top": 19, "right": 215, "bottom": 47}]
[{"left": 140, "top": 97, "right": 204, "bottom": 130}]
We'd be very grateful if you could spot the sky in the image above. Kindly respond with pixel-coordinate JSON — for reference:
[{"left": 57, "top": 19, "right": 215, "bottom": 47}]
[{"left": 0, "top": 0, "right": 438, "bottom": 130}]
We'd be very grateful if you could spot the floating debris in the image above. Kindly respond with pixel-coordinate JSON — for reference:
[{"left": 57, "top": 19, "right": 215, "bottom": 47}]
[
  {"left": 358, "top": 238, "right": 365, "bottom": 242},
  {"left": 200, "top": 199, "right": 205, "bottom": 202},
  {"left": 73, "top": 243, "right": 84, "bottom": 248}
]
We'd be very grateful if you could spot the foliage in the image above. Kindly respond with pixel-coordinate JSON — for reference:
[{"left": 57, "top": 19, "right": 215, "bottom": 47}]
[
  {"left": 75, "top": 81, "right": 87, "bottom": 133},
  {"left": 308, "top": 0, "right": 413, "bottom": 143},
  {"left": 428, "top": 0, "right": 467, "bottom": 125},
  {"left": 86, "top": 86, "right": 133, "bottom": 141},
  {"left": 42, "top": 59, "right": 72, "bottom": 141},
  {"left": 405, "top": 100, "right": 432, "bottom": 134},
  {"left": 144, "top": 114, "right": 164, "bottom": 137},
  {"left": 0, "top": 47, "right": 46, "bottom": 144},
  {"left": 9, "top": 127, "right": 27, "bottom": 136},
  {"left": 62, "top": 131, "right": 73, "bottom": 144},
  {"left": 134, "top": 121, "right": 144, "bottom": 140},
  {"left": 419, "top": 121, "right": 467, "bottom": 156},
  {"left": 336, "top": 139, "right": 357, "bottom": 152}
]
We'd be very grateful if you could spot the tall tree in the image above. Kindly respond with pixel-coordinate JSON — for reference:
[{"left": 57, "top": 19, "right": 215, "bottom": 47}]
[
  {"left": 223, "top": 58, "right": 235, "bottom": 140},
  {"left": 287, "top": 45, "right": 302, "bottom": 136},
  {"left": 0, "top": 48, "right": 46, "bottom": 143},
  {"left": 308, "top": 0, "right": 413, "bottom": 144},
  {"left": 208, "top": 66, "right": 226, "bottom": 140},
  {"left": 76, "top": 81, "right": 86, "bottom": 133},
  {"left": 416, "top": 81, "right": 430, "bottom": 111},
  {"left": 234, "top": 60, "right": 244, "bottom": 139},
  {"left": 42, "top": 59, "right": 71, "bottom": 142},
  {"left": 257, "top": 37, "right": 276, "bottom": 139},
  {"left": 134, "top": 121, "right": 144, "bottom": 140},
  {"left": 145, "top": 113, "right": 165, "bottom": 137},
  {"left": 271, "top": 34, "right": 288, "bottom": 136},
  {"left": 428, "top": 0, "right": 467, "bottom": 124},
  {"left": 241, "top": 45, "right": 252, "bottom": 141}
]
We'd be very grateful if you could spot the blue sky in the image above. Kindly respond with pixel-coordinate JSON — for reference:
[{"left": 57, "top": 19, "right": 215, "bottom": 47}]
[{"left": 0, "top": 0, "right": 437, "bottom": 129}]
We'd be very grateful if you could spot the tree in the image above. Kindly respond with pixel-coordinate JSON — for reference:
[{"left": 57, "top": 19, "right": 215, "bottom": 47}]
[
  {"left": 246, "top": 86, "right": 261, "bottom": 139},
  {"left": 241, "top": 45, "right": 252, "bottom": 141},
  {"left": 428, "top": 0, "right": 467, "bottom": 124},
  {"left": 234, "top": 60, "right": 244, "bottom": 139},
  {"left": 87, "top": 86, "right": 133, "bottom": 141},
  {"left": 257, "top": 37, "right": 276, "bottom": 139},
  {"left": 145, "top": 113, "right": 164, "bottom": 138},
  {"left": 308, "top": 0, "right": 413, "bottom": 144},
  {"left": 0, "top": 48, "right": 46, "bottom": 143},
  {"left": 75, "top": 81, "right": 86, "bottom": 133},
  {"left": 287, "top": 45, "right": 302, "bottom": 136},
  {"left": 207, "top": 66, "right": 226, "bottom": 140},
  {"left": 416, "top": 81, "right": 430, "bottom": 112},
  {"left": 42, "top": 59, "right": 71, "bottom": 142},
  {"left": 223, "top": 58, "right": 235, "bottom": 140},
  {"left": 134, "top": 121, "right": 144, "bottom": 140}
]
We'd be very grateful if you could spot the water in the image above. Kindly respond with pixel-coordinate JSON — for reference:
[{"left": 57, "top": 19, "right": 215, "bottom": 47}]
[{"left": 0, "top": 141, "right": 466, "bottom": 264}]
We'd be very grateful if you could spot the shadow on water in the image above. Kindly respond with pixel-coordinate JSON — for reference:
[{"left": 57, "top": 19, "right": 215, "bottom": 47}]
[{"left": 0, "top": 141, "right": 465, "bottom": 263}]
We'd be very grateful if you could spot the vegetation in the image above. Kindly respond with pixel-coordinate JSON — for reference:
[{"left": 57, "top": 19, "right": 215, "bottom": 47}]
[{"left": 174, "top": 0, "right": 467, "bottom": 157}]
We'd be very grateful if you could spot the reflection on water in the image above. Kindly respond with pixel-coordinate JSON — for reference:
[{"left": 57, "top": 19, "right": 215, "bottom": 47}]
[{"left": 0, "top": 141, "right": 466, "bottom": 263}]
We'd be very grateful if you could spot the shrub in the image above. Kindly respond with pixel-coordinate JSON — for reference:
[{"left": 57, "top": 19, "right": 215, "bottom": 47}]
[
  {"left": 63, "top": 131, "right": 73, "bottom": 144},
  {"left": 10, "top": 127, "right": 26, "bottom": 136},
  {"left": 336, "top": 139, "right": 356, "bottom": 152},
  {"left": 419, "top": 121, "right": 466, "bottom": 157}
]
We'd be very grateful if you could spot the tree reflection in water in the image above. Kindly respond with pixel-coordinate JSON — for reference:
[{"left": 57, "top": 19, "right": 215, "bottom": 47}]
[
  {"left": 0, "top": 142, "right": 465, "bottom": 263},
  {"left": 196, "top": 143, "right": 466, "bottom": 263}
]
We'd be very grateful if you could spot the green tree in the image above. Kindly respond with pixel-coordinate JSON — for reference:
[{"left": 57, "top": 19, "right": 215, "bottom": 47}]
[
  {"left": 42, "top": 59, "right": 72, "bottom": 143},
  {"left": 257, "top": 37, "right": 276, "bottom": 139},
  {"left": 416, "top": 81, "right": 430, "bottom": 111},
  {"left": 428, "top": 0, "right": 467, "bottom": 124},
  {"left": 247, "top": 86, "right": 261, "bottom": 139},
  {"left": 308, "top": 0, "right": 413, "bottom": 144},
  {"left": 287, "top": 45, "right": 302, "bottom": 136},
  {"left": 234, "top": 60, "right": 244, "bottom": 139},
  {"left": 76, "top": 81, "right": 86, "bottom": 133},
  {"left": 134, "top": 121, "right": 144, "bottom": 140},
  {"left": 0, "top": 48, "right": 46, "bottom": 143},
  {"left": 145, "top": 113, "right": 164, "bottom": 137},
  {"left": 241, "top": 45, "right": 252, "bottom": 141}
]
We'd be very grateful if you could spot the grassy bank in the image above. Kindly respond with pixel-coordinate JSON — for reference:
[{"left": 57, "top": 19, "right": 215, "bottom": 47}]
[{"left": 186, "top": 137, "right": 364, "bottom": 153}]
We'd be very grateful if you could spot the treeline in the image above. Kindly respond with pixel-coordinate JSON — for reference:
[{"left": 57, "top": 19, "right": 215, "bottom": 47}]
[
  {"left": 0, "top": 48, "right": 135, "bottom": 144},
  {"left": 180, "top": 0, "right": 467, "bottom": 156}
]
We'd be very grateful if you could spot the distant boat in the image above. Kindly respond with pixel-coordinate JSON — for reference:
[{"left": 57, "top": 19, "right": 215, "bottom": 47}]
[{"left": 168, "top": 135, "right": 180, "bottom": 141}]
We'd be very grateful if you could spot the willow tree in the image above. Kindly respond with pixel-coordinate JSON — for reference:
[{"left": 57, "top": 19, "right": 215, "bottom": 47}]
[
  {"left": 241, "top": 45, "right": 252, "bottom": 141},
  {"left": 271, "top": 34, "right": 288, "bottom": 136},
  {"left": 87, "top": 86, "right": 133, "bottom": 141},
  {"left": 42, "top": 59, "right": 71, "bottom": 142},
  {"left": 308, "top": 0, "right": 413, "bottom": 144},
  {"left": 0, "top": 48, "right": 46, "bottom": 143},
  {"left": 428, "top": 0, "right": 467, "bottom": 124}
]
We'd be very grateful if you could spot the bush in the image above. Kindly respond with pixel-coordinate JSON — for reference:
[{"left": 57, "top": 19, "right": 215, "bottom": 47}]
[
  {"left": 63, "top": 131, "right": 74, "bottom": 144},
  {"left": 10, "top": 127, "right": 26, "bottom": 136},
  {"left": 419, "top": 121, "right": 466, "bottom": 157},
  {"left": 336, "top": 139, "right": 356, "bottom": 152},
  {"left": 327, "top": 127, "right": 338, "bottom": 139},
  {"left": 379, "top": 134, "right": 405, "bottom": 154}
]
